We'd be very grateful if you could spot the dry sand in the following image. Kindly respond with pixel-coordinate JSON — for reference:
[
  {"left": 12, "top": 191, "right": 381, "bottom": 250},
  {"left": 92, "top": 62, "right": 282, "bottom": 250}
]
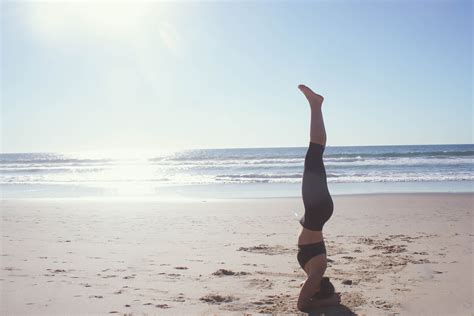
[{"left": 1, "top": 193, "right": 472, "bottom": 315}]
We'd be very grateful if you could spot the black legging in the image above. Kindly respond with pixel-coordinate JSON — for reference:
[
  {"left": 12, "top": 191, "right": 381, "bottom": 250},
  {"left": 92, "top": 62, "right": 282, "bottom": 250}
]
[{"left": 299, "top": 142, "right": 334, "bottom": 231}]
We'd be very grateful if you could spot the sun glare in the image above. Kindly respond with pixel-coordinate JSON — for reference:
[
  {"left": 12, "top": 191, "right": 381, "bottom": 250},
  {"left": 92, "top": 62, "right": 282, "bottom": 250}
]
[{"left": 24, "top": 2, "right": 152, "bottom": 42}]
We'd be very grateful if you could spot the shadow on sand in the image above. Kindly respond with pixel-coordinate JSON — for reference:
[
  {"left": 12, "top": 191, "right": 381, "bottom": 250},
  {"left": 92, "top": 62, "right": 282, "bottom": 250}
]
[{"left": 307, "top": 304, "right": 356, "bottom": 316}]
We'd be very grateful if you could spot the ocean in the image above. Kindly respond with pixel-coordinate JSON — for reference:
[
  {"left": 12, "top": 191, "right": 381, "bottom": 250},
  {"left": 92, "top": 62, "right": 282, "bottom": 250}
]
[{"left": 1, "top": 144, "right": 472, "bottom": 199}]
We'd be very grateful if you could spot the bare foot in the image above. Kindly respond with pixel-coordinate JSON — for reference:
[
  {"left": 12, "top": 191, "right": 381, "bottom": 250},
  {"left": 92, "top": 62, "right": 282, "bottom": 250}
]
[{"left": 298, "top": 84, "right": 324, "bottom": 108}]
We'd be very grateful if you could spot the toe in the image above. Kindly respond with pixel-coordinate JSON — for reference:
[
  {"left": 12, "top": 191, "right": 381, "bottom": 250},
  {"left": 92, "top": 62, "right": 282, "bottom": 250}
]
[
  {"left": 298, "top": 84, "right": 314, "bottom": 95},
  {"left": 298, "top": 84, "right": 324, "bottom": 105}
]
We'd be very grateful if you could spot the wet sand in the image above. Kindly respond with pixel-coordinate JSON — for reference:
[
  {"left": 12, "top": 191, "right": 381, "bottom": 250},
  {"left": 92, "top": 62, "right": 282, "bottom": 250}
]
[{"left": 1, "top": 193, "right": 472, "bottom": 315}]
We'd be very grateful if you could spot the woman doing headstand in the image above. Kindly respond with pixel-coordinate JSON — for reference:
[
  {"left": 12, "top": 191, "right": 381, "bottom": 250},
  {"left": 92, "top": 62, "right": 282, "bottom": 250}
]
[{"left": 296, "top": 84, "right": 340, "bottom": 312}]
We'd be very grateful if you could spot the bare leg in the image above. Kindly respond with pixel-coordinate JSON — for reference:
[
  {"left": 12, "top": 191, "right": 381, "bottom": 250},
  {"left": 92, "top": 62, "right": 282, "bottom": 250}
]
[
  {"left": 298, "top": 84, "right": 327, "bottom": 146},
  {"left": 297, "top": 84, "right": 338, "bottom": 312},
  {"left": 297, "top": 84, "right": 328, "bottom": 247}
]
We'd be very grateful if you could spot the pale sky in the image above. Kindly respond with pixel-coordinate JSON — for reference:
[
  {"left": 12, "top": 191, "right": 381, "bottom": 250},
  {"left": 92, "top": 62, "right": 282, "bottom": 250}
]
[{"left": 1, "top": 0, "right": 472, "bottom": 153}]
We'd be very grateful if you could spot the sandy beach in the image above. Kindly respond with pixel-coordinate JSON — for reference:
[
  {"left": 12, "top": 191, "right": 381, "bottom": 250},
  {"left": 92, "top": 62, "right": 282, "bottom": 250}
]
[{"left": 1, "top": 193, "right": 472, "bottom": 315}]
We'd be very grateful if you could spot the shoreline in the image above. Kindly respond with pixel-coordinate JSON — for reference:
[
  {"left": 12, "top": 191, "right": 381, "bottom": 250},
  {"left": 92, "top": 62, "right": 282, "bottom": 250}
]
[
  {"left": 2, "top": 180, "right": 473, "bottom": 201},
  {"left": 1, "top": 190, "right": 472, "bottom": 203}
]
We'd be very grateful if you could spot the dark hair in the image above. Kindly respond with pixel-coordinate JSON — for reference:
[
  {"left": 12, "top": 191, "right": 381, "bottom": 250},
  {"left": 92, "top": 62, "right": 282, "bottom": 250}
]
[{"left": 311, "top": 277, "right": 335, "bottom": 300}]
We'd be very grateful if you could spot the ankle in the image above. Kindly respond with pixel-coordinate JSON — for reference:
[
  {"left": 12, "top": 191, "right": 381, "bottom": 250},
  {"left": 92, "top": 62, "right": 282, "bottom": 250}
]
[{"left": 310, "top": 103, "right": 323, "bottom": 112}]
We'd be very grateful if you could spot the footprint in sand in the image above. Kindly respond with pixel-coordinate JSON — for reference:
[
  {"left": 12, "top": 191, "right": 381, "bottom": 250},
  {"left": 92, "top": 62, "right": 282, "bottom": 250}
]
[
  {"left": 253, "top": 294, "right": 296, "bottom": 314},
  {"left": 4, "top": 267, "right": 20, "bottom": 271},
  {"left": 408, "top": 258, "right": 432, "bottom": 264},
  {"left": 47, "top": 268, "right": 67, "bottom": 273},
  {"left": 212, "top": 269, "right": 250, "bottom": 277},
  {"left": 174, "top": 293, "right": 186, "bottom": 302},
  {"left": 373, "top": 299, "right": 396, "bottom": 310},
  {"left": 412, "top": 251, "right": 428, "bottom": 255},
  {"left": 200, "top": 294, "right": 236, "bottom": 304},
  {"left": 372, "top": 244, "right": 407, "bottom": 254},
  {"left": 357, "top": 237, "right": 379, "bottom": 246},
  {"left": 166, "top": 273, "right": 181, "bottom": 279},
  {"left": 99, "top": 274, "right": 118, "bottom": 279},
  {"left": 341, "top": 291, "right": 366, "bottom": 308},
  {"left": 246, "top": 278, "right": 273, "bottom": 290},
  {"left": 237, "top": 244, "right": 293, "bottom": 255}
]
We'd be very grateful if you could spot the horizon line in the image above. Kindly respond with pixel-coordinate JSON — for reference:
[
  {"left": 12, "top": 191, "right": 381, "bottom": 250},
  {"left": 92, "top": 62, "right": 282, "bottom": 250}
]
[{"left": 1, "top": 142, "right": 472, "bottom": 154}]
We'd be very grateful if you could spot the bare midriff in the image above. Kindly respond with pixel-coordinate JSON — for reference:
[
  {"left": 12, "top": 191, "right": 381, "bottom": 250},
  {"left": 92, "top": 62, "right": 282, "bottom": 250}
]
[{"left": 298, "top": 227, "right": 324, "bottom": 246}]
